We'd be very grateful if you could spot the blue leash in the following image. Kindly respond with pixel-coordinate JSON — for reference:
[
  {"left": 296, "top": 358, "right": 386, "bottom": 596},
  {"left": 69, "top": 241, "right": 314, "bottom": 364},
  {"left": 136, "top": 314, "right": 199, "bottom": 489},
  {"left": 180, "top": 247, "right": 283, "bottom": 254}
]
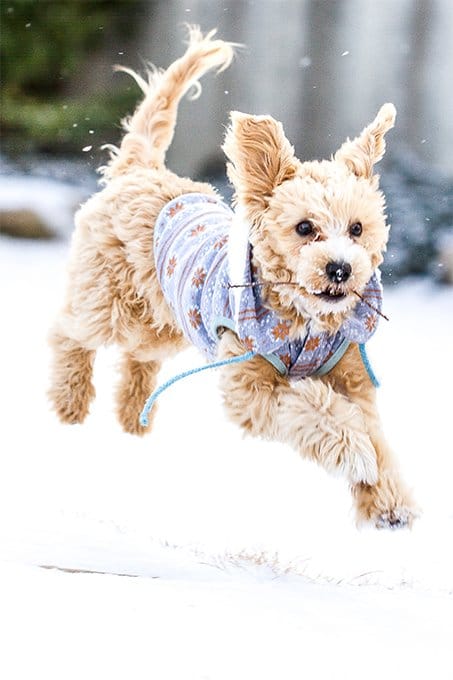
[
  {"left": 139, "top": 351, "right": 256, "bottom": 427},
  {"left": 359, "top": 343, "right": 380, "bottom": 388}
]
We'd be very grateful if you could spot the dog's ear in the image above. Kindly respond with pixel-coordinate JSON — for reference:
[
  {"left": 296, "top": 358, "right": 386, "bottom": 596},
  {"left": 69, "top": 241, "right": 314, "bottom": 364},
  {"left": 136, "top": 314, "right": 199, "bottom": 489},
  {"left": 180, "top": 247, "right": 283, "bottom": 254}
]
[
  {"left": 334, "top": 103, "right": 396, "bottom": 180},
  {"left": 222, "top": 112, "right": 298, "bottom": 219}
]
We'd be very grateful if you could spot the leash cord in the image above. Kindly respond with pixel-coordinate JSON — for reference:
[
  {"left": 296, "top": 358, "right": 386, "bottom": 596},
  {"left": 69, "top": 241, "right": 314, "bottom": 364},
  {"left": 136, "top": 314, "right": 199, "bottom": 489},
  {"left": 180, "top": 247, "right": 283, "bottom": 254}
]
[{"left": 139, "top": 350, "right": 256, "bottom": 427}]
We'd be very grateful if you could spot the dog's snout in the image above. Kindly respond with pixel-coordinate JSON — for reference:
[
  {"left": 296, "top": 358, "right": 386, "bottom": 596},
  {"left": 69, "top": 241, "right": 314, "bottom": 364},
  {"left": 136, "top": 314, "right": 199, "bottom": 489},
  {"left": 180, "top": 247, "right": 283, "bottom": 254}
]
[{"left": 326, "top": 261, "right": 352, "bottom": 283}]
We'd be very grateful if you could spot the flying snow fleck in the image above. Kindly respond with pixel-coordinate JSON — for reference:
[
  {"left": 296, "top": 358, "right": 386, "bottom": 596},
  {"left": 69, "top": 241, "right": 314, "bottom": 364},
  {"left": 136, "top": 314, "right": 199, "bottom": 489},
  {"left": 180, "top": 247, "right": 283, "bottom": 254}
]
[
  {"left": 299, "top": 56, "right": 312, "bottom": 68},
  {"left": 341, "top": 51, "right": 350, "bottom": 56},
  {"left": 82, "top": 146, "right": 93, "bottom": 152}
]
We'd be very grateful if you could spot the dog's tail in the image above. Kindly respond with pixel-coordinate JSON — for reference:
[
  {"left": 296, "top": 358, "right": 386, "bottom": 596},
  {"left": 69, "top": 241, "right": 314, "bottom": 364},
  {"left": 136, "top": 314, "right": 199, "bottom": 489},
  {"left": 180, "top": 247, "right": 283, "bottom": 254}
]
[{"left": 100, "top": 26, "right": 235, "bottom": 180}]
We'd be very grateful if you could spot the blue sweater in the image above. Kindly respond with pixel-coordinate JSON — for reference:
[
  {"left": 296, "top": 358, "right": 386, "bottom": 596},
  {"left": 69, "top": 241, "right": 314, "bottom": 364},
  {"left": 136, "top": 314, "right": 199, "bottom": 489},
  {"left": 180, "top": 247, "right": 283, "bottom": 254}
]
[{"left": 154, "top": 193, "right": 382, "bottom": 379}]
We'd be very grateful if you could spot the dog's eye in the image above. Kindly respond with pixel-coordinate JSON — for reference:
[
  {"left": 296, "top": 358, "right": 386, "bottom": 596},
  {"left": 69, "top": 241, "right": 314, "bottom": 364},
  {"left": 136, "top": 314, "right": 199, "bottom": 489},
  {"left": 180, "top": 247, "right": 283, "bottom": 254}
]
[
  {"left": 295, "top": 220, "right": 314, "bottom": 237},
  {"left": 349, "top": 222, "right": 363, "bottom": 237}
]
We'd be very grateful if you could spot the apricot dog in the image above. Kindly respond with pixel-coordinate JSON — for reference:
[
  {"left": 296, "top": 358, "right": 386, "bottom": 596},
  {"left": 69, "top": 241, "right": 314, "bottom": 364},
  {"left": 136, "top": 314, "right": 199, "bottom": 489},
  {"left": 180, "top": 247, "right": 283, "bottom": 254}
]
[{"left": 49, "top": 27, "right": 417, "bottom": 529}]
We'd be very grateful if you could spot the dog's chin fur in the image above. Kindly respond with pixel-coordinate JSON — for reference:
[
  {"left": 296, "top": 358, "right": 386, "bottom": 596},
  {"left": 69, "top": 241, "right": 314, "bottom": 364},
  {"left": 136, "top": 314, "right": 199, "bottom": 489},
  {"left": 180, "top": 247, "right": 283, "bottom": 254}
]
[{"left": 48, "top": 27, "right": 418, "bottom": 530}]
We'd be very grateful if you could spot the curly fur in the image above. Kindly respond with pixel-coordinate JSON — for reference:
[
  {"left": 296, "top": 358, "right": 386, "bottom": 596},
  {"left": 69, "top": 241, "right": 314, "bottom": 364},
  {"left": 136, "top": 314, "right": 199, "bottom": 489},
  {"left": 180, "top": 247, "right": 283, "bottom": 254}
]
[{"left": 49, "top": 26, "right": 418, "bottom": 529}]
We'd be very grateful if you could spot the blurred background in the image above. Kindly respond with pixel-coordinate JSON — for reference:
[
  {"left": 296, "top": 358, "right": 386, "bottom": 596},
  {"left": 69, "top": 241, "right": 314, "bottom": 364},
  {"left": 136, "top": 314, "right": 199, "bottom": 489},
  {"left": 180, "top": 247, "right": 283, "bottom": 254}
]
[{"left": 1, "top": 0, "right": 452, "bottom": 281}]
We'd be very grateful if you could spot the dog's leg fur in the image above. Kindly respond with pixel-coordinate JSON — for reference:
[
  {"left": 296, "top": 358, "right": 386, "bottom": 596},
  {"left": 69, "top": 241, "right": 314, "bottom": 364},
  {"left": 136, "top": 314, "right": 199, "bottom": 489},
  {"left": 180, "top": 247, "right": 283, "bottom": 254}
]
[
  {"left": 48, "top": 332, "right": 96, "bottom": 425},
  {"left": 115, "top": 325, "right": 186, "bottom": 435},
  {"left": 323, "top": 344, "right": 418, "bottom": 528},
  {"left": 115, "top": 353, "right": 161, "bottom": 435},
  {"left": 48, "top": 28, "right": 235, "bottom": 432},
  {"left": 218, "top": 331, "right": 378, "bottom": 485},
  {"left": 48, "top": 242, "right": 113, "bottom": 426},
  {"left": 220, "top": 333, "right": 417, "bottom": 527}
]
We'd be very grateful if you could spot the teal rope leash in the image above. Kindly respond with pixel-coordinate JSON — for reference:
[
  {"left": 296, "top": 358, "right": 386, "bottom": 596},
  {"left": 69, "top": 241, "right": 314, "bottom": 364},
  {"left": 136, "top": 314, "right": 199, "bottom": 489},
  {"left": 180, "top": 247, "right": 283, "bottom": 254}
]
[
  {"left": 358, "top": 343, "right": 380, "bottom": 388},
  {"left": 139, "top": 351, "right": 256, "bottom": 427}
]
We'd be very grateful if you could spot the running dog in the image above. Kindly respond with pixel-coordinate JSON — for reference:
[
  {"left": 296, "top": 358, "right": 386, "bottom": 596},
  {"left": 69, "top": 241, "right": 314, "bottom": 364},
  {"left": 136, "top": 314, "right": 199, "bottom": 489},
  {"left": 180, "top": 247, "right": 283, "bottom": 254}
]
[{"left": 49, "top": 27, "right": 417, "bottom": 529}]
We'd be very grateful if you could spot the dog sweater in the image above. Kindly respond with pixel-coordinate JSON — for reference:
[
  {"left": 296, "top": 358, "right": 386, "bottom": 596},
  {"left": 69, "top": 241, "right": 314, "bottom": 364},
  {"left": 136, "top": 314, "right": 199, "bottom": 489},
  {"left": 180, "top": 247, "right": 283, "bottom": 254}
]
[{"left": 154, "top": 193, "right": 383, "bottom": 379}]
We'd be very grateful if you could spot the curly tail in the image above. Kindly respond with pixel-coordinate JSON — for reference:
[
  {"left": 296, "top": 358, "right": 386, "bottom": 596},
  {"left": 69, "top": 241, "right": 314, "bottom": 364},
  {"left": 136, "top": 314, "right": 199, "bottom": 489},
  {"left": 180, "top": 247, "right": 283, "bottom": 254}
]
[{"left": 100, "top": 26, "right": 236, "bottom": 180}]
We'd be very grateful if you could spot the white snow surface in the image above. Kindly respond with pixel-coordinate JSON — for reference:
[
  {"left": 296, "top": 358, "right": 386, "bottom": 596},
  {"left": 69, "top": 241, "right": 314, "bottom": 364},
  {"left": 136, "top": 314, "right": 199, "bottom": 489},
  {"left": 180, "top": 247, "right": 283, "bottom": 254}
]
[
  {"left": 0, "top": 236, "right": 452, "bottom": 679},
  {"left": 0, "top": 175, "right": 88, "bottom": 237}
]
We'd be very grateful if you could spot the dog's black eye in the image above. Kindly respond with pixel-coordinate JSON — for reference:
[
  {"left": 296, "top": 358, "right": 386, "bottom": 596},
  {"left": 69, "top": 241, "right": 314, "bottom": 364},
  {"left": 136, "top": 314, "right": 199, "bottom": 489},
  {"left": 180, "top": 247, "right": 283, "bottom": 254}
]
[
  {"left": 349, "top": 222, "right": 363, "bottom": 237},
  {"left": 295, "top": 220, "right": 314, "bottom": 237}
]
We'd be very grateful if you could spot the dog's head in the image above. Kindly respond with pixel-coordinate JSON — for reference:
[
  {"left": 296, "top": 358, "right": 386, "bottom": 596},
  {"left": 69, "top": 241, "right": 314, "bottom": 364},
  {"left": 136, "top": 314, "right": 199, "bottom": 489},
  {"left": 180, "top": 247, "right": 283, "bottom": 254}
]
[{"left": 223, "top": 104, "right": 395, "bottom": 333}]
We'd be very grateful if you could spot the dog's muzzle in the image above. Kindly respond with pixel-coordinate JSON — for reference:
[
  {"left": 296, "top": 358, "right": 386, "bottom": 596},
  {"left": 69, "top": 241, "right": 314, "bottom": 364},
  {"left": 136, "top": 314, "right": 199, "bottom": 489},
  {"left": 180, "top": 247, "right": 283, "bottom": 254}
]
[{"left": 312, "top": 260, "right": 352, "bottom": 302}]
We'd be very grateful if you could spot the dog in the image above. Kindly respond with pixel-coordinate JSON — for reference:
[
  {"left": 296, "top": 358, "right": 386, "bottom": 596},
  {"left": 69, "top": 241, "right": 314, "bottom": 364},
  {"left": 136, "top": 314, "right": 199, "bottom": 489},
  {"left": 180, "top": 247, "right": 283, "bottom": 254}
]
[{"left": 49, "top": 27, "right": 417, "bottom": 529}]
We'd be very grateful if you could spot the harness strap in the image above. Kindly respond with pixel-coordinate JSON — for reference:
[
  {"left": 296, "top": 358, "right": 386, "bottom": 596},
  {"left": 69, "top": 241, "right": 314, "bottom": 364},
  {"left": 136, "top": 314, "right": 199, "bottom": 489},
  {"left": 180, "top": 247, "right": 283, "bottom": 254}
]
[{"left": 139, "top": 351, "right": 256, "bottom": 427}]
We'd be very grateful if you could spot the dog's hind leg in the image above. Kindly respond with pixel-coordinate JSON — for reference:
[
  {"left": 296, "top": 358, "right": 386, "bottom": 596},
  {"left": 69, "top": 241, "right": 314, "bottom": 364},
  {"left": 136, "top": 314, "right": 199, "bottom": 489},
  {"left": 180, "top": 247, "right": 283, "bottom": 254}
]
[
  {"left": 115, "top": 324, "right": 186, "bottom": 436},
  {"left": 48, "top": 331, "right": 97, "bottom": 425},
  {"left": 115, "top": 353, "right": 162, "bottom": 436},
  {"left": 48, "top": 239, "right": 115, "bottom": 426},
  {"left": 218, "top": 331, "right": 378, "bottom": 486}
]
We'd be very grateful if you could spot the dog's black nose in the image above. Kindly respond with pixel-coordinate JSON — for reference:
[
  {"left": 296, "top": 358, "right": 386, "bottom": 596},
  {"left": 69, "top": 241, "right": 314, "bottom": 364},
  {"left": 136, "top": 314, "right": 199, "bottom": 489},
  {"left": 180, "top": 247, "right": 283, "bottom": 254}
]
[{"left": 326, "top": 261, "right": 352, "bottom": 283}]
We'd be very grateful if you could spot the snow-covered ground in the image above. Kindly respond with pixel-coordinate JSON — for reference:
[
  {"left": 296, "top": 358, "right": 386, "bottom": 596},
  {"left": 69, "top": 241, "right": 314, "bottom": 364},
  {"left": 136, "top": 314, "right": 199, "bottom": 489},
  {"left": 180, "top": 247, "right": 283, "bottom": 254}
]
[{"left": 0, "top": 235, "right": 452, "bottom": 680}]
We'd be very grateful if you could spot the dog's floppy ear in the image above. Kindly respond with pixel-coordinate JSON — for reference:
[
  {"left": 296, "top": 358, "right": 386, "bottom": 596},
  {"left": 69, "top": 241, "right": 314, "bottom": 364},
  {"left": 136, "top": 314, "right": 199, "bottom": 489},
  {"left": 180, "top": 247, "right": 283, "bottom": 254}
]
[
  {"left": 222, "top": 112, "right": 298, "bottom": 219},
  {"left": 334, "top": 103, "right": 396, "bottom": 180}
]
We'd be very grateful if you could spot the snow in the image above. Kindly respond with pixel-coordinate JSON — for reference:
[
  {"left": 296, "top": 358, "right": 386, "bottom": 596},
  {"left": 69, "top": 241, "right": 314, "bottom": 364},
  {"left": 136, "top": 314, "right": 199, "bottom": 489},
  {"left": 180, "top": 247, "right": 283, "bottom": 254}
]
[
  {"left": 0, "top": 236, "right": 452, "bottom": 679},
  {"left": 0, "top": 175, "right": 89, "bottom": 236}
]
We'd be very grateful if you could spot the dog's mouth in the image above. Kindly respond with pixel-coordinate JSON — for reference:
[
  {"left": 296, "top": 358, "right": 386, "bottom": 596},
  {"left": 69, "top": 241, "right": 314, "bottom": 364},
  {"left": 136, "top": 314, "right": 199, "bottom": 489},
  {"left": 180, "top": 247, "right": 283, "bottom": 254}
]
[{"left": 314, "top": 287, "right": 348, "bottom": 303}]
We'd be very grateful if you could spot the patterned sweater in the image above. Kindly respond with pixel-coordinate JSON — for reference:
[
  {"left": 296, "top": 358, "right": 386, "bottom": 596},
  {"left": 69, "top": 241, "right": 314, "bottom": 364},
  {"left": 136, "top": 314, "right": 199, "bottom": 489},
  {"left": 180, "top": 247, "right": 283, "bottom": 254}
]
[{"left": 154, "top": 193, "right": 382, "bottom": 379}]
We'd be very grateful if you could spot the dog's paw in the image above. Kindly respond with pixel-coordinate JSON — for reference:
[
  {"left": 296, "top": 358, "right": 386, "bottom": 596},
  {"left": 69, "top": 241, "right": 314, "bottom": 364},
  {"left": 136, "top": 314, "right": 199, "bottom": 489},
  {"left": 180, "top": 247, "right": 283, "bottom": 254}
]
[
  {"left": 118, "top": 408, "right": 153, "bottom": 437},
  {"left": 353, "top": 471, "right": 420, "bottom": 530},
  {"left": 50, "top": 384, "right": 95, "bottom": 425},
  {"left": 374, "top": 506, "right": 418, "bottom": 530}
]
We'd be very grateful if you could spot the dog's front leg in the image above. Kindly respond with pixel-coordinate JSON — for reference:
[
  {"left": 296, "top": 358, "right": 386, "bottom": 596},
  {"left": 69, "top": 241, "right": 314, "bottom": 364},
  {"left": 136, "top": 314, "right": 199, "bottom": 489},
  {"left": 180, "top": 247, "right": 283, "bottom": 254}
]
[
  {"left": 324, "top": 344, "right": 419, "bottom": 529},
  {"left": 352, "top": 413, "right": 419, "bottom": 529},
  {"left": 218, "top": 331, "right": 378, "bottom": 486}
]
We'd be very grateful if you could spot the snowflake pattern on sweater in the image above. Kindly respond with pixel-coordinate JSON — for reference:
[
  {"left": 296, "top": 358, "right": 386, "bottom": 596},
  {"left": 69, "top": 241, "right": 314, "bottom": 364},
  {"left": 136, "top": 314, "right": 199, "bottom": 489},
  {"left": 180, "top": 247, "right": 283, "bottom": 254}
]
[{"left": 154, "top": 193, "right": 383, "bottom": 378}]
